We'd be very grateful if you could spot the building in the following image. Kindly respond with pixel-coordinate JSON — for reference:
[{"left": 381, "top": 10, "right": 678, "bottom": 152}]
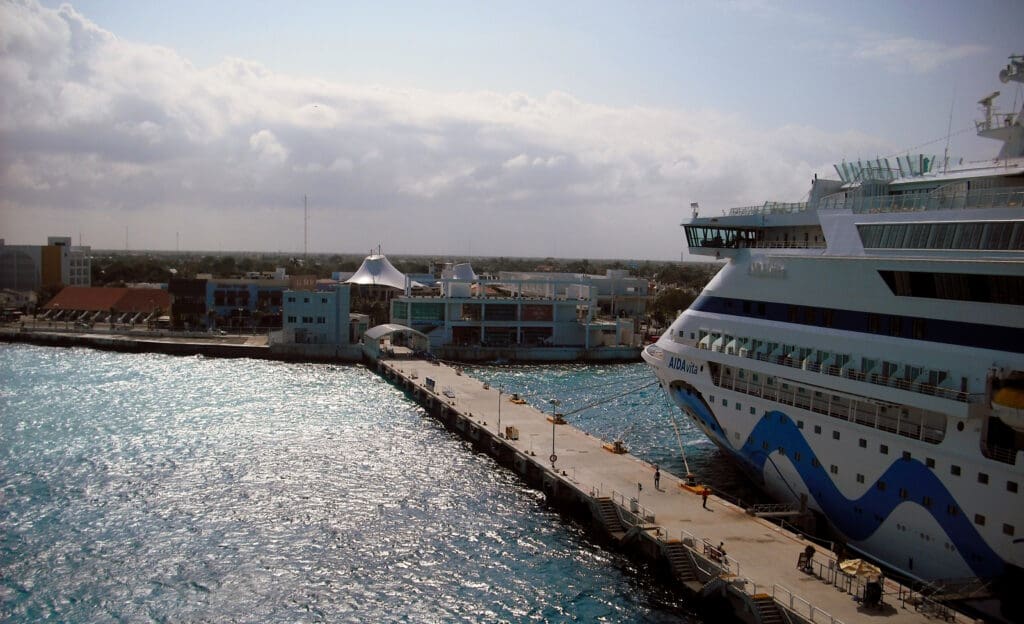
[
  {"left": 389, "top": 270, "right": 641, "bottom": 360},
  {"left": 47, "top": 237, "right": 92, "bottom": 287},
  {"left": 168, "top": 277, "right": 208, "bottom": 330},
  {"left": 0, "top": 236, "right": 91, "bottom": 292},
  {"left": 499, "top": 269, "right": 649, "bottom": 318},
  {"left": 280, "top": 285, "right": 351, "bottom": 345},
  {"left": 39, "top": 286, "right": 170, "bottom": 324},
  {"left": 269, "top": 284, "right": 368, "bottom": 361},
  {"left": 166, "top": 269, "right": 313, "bottom": 331}
]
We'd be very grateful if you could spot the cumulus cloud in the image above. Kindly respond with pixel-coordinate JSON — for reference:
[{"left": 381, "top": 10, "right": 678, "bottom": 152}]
[{"left": 0, "top": 0, "right": 892, "bottom": 259}]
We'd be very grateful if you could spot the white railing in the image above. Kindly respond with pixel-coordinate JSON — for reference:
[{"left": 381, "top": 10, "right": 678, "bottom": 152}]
[
  {"left": 727, "top": 201, "right": 810, "bottom": 216},
  {"left": 701, "top": 340, "right": 972, "bottom": 404},
  {"left": 819, "top": 185, "right": 1024, "bottom": 214},
  {"left": 772, "top": 585, "right": 846, "bottom": 624}
]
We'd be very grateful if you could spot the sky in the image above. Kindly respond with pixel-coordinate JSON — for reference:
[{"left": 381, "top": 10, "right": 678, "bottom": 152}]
[{"left": 1, "top": 0, "right": 1021, "bottom": 260}]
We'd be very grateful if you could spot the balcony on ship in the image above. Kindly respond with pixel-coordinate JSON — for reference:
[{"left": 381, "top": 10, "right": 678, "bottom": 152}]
[{"left": 693, "top": 328, "right": 974, "bottom": 405}]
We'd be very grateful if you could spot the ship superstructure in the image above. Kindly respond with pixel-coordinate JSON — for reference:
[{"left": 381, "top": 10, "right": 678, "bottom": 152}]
[{"left": 645, "top": 56, "right": 1024, "bottom": 589}]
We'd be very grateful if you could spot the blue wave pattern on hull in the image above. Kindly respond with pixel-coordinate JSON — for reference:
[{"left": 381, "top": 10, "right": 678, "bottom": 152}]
[{"left": 670, "top": 386, "right": 1003, "bottom": 578}]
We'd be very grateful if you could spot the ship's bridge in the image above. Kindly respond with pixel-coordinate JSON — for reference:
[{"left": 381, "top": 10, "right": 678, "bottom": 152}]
[{"left": 684, "top": 225, "right": 761, "bottom": 251}]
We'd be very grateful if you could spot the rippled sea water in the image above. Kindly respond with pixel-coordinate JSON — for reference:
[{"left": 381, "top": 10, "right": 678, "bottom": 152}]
[{"left": 0, "top": 345, "right": 722, "bottom": 623}]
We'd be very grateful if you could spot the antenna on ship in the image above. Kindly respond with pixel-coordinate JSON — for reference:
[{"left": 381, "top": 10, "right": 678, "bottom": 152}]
[
  {"left": 690, "top": 202, "right": 699, "bottom": 219},
  {"left": 942, "top": 87, "right": 956, "bottom": 172}
]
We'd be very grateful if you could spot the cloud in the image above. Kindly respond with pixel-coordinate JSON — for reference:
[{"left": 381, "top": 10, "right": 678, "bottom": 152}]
[
  {"left": 249, "top": 130, "right": 289, "bottom": 164},
  {"left": 0, "top": 0, "right": 892, "bottom": 259},
  {"left": 853, "top": 37, "right": 987, "bottom": 74}
]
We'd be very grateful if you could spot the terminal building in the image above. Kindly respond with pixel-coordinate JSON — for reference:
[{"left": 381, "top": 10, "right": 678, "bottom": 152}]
[{"left": 389, "top": 268, "right": 647, "bottom": 361}]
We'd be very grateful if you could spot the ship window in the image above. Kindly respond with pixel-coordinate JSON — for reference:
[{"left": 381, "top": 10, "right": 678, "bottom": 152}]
[
  {"left": 1009, "top": 481, "right": 1019, "bottom": 493},
  {"left": 735, "top": 402, "right": 741, "bottom": 410},
  {"left": 777, "top": 447, "right": 785, "bottom": 455},
  {"left": 888, "top": 316, "right": 902, "bottom": 337},
  {"left": 709, "top": 395, "right": 715, "bottom": 403},
  {"left": 877, "top": 481, "right": 886, "bottom": 491},
  {"left": 859, "top": 438, "right": 867, "bottom": 448},
  {"left": 822, "top": 309, "right": 834, "bottom": 327},
  {"left": 899, "top": 488, "right": 908, "bottom": 499},
  {"left": 794, "top": 451, "right": 802, "bottom": 461},
  {"left": 811, "top": 458, "right": 820, "bottom": 468},
  {"left": 880, "top": 444, "right": 888, "bottom": 455},
  {"left": 797, "top": 420, "right": 803, "bottom": 429},
  {"left": 857, "top": 474, "right": 865, "bottom": 483},
  {"left": 1004, "top": 524, "right": 1015, "bottom": 536},
  {"left": 867, "top": 314, "right": 881, "bottom": 334},
  {"left": 978, "top": 472, "right": 989, "bottom": 485},
  {"left": 750, "top": 407, "right": 756, "bottom": 415},
  {"left": 722, "top": 399, "right": 727, "bottom": 406},
  {"left": 926, "top": 457, "right": 935, "bottom": 468},
  {"left": 830, "top": 465, "right": 838, "bottom": 474},
  {"left": 922, "top": 496, "right": 933, "bottom": 508},
  {"left": 951, "top": 465, "right": 961, "bottom": 476},
  {"left": 947, "top": 505, "right": 958, "bottom": 516},
  {"left": 902, "top": 451, "right": 911, "bottom": 461},
  {"left": 762, "top": 441, "right": 770, "bottom": 450},
  {"left": 814, "top": 425, "right": 821, "bottom": 434},
  {"left": 974, "top": 514, "right": 985, "bottom": 526},
  {"left": 833, "top": 431, "right": 840, "bottom": 440}
]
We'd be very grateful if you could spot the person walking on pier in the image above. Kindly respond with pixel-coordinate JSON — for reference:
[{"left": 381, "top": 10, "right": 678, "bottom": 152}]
[
  {"left": 701, "top": 487, "right": 710, "bottom": 509},
  {"left": 654, "top": 465, "right": 661, "bottom": 490}
]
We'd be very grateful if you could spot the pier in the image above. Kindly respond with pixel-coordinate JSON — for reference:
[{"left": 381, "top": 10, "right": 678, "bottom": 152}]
[{"left": 375, "top": 357, "right": 978, "bottom": 624}]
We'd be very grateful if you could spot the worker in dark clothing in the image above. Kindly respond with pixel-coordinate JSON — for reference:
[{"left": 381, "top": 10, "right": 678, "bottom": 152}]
[{"left": 654, "top": 465, "right": 661, "bottom": 489}]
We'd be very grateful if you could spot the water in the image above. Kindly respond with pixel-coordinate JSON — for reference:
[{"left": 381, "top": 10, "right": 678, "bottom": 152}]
[{"left": 0, "top": 345, "right": 754, "bottom": 622}]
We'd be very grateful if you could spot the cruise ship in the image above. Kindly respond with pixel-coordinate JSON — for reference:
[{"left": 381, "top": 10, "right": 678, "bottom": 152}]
[{"left": 644, "top": 56, "right": 1024, "bottom": 590}]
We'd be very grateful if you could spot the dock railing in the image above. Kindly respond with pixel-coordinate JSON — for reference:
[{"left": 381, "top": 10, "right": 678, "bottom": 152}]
[
  {"left": 610, "top": 490, "right": 656, "bottom": 526},
  {"left": 772, "top": 585, "right": 846, "bottom": 624},
  {"left": 675, "top": 524, "right": 843, "bottom": 622}
]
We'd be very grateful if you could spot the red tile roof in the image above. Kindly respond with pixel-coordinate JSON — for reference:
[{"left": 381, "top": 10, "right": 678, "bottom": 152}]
[{"left": 44, "top": 286, "right": 171, "bottom": 313}]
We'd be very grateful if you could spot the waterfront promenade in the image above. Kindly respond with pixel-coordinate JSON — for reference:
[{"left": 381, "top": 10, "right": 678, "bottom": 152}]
[{"left": 380, "top": 357, "right": 977, "bottom": 624}]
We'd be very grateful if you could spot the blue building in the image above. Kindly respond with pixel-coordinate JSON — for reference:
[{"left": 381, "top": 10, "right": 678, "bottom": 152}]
[
  {"left": 205, "top": 278, "right": 289, "bottom": 329},
  {"left": 280, "top": 284, "right": 352, "bottom": 345}
]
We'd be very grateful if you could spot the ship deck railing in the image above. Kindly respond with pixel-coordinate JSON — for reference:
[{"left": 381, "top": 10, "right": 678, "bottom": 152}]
[
  {"left": 701, "top": 343, "right": 973, "bottom": 404},
  {"left": 818, "top": 184, "right": 1024, "bottom": 214},
  {"left": 710, "top": 364, "right": 949, "bottom": 446},
  {"left": 725, "top": 201, "right": 810, "bottom": 216}
]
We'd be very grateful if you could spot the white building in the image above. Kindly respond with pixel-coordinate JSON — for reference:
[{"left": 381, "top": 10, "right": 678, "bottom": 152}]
[{"left": 48, "top": 237, "right": 92, "bottom": 287}]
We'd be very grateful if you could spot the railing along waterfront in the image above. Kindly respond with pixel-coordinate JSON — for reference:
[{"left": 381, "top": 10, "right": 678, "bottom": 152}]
[{"left": 818, "top": 185, "right": 1024, "bottom": 214}]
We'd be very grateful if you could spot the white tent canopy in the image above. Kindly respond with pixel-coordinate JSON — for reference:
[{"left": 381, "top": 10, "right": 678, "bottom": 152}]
[
  {"left": 345, "top": 254, "right": 408, "bottom": 290},
  {"left": 442, "top": 262, "right": 477, "bottom": 281}
]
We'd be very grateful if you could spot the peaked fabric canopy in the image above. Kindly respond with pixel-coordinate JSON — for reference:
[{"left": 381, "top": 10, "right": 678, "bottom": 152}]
[
  {"left": 345, "top": 254, "right": 408, "bottom": 290},
  {"left": 446, "top": 262, "right": 477, "bottom": 281}
]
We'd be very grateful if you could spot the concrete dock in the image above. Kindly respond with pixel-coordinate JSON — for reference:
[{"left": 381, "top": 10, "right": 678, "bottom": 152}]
[{"left": 377, "top": 357, "right": 977, "bottom": 624}]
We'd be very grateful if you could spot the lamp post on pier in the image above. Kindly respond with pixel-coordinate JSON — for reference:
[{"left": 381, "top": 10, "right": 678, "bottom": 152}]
[
  {"left": 497, "top": 387, "right": 503, "bottom": 437},
  {"left": 549, "top": 398, "right": 561, "bottom": 467}
]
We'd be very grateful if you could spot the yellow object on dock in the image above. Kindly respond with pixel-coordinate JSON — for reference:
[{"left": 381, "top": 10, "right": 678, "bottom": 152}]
[{"left": 603, "top": 440, "right": 628, "bottom": 454}]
